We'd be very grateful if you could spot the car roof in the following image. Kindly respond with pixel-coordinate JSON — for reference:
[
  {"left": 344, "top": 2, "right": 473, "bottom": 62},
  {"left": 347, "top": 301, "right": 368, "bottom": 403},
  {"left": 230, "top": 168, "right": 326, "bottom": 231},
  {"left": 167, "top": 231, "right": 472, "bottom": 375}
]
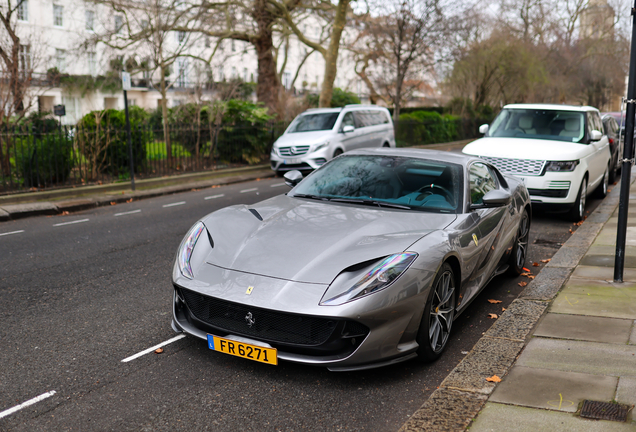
[
  {"left": 301, "top": 105, "right": 389, "bottom": 115},
  {"left": 503, "top": 103, "right": 598, "bottom": 112},
  {"left": 347, "top": 147, "right": 480, "bottom": 166}
]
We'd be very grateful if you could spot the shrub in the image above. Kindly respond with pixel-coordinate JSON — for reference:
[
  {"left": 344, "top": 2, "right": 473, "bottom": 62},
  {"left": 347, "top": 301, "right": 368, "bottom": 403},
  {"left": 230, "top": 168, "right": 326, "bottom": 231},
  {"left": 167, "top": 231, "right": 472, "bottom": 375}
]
[
  {"left": 76, "top": 107, "right": 151, "bottom": 178},
  {"left": 306, "top": 87, "right": 361, "bottom": 108},
  {"left": 396, "top": 110, "right": 460, "bottom": 146},
  {"left": 14, "top": 131, "right": 73, "bottom": 187}
]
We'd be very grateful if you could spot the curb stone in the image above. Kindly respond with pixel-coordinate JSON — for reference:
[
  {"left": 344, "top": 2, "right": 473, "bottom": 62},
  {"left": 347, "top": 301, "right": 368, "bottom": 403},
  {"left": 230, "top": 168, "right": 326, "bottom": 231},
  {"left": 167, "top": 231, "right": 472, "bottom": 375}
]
[{"left": 398, "top": 173, "right": 635, "bottom": 432}]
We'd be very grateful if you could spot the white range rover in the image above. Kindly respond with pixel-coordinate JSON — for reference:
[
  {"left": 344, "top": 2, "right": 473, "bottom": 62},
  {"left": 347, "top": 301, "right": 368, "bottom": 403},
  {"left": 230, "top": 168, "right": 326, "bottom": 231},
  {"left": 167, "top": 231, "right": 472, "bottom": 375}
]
[{"left": 463, "top": 104, "right": 611, "bottom": 221}]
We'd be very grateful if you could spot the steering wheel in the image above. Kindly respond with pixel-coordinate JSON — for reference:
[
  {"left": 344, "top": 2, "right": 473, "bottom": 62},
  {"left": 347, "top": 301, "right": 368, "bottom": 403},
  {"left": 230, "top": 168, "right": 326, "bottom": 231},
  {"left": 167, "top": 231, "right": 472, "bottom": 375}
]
[{"left": 416, "top": 184, "right": 454, "bottom": 203}]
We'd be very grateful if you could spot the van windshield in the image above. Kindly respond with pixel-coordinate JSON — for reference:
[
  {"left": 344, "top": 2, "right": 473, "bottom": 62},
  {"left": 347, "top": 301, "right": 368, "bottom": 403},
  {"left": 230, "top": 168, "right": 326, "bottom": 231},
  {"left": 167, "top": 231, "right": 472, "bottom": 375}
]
[{"left": 288, "top": 113, "right": 339, "bottom": 133}]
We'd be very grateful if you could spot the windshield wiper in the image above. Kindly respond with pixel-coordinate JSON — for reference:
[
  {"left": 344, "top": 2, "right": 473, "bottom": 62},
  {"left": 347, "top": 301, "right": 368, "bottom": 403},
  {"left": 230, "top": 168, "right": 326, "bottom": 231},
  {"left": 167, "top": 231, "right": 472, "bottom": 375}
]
[
  {"left": 291, "top": 193, "right": 331, "bottom": 201},
  {"left": 330, "top": 198, "right": 412, "bottom": 210}
]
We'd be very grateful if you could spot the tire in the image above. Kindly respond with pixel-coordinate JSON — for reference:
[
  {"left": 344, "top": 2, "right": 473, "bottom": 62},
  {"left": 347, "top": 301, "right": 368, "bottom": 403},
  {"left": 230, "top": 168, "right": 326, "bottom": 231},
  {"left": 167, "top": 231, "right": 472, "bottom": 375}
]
[
  {"left": 507, "top": 208, "right": 530, "bottom": 276},
  {"left": 333, "top": 148, "right": 343, "bottom": 158},
  {"left": 595, "top": 165, "right": 609, "bottom": 199},
  {"left": 416, "top": 262, "right": 456, "bottom": 362},
  {"left": 568, "top": 177, "right": 587, "bottom": 222},
  {"left": 609, "top": 154, "right": 619, "bottom": 184},
  {"left": 382, "top": 142, "right": 390, "bottom": 148}
]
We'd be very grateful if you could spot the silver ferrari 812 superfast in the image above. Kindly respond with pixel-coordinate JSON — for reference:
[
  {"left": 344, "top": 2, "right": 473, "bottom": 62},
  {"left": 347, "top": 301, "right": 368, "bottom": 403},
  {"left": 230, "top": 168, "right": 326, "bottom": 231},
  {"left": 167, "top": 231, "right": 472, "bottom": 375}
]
[{"left": 171, "top": 148, "right": 531, "bottom": 371}]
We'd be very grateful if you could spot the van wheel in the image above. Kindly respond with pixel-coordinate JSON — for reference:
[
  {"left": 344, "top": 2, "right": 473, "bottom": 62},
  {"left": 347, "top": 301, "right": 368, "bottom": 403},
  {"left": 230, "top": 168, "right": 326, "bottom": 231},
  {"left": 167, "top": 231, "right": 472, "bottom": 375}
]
[
  {"left": 382, "top": 142, "right": 390, "bottom": 147},
  {"left": 333, "top": 149, "right": 343, "bottom": 158}
]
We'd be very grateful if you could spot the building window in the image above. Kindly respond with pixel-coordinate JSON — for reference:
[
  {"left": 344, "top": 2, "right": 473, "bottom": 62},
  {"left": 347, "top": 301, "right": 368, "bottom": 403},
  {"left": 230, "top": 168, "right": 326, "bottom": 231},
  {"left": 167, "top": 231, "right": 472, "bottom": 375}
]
[
  {"left": 205, "top": 36, "right": 210, "bottom": 48},
  {"left": 55, "top": 49, "right": 66, "bottom": 72},
  {"left": 114, "top": 15, "right": 123, "bottom": 34},
  {"left": 243, "top": 67, "right": 248, "bottom": 82},
  {"left": 282, "top": 71, "right": 292, "bottom": 90},
  {"left": 231, "top": 66, "right": 236, "bottom": 79},
  {"left": 19, "top": 44, "right": 30, "bottom": 76},
  {"left": 18, "top": 0, "right": 28, "bottom": 21},
  {"left": 85, "top": 10, "right": 94, "bottom": 30},
  {"left": 53, "top": 5, "right": 63, "bottom": 27},
  {"left": 87, "top": 52, "right": 96, "bottom": 76},
  {"left": 177, "top": 31, "right": 186, "bottom": 44},
  {"left": 231, "top": 40, "right": 235, "bottom": 52},
  {"left": 177, "top": 58, "right": 187, "bottom": 87}
]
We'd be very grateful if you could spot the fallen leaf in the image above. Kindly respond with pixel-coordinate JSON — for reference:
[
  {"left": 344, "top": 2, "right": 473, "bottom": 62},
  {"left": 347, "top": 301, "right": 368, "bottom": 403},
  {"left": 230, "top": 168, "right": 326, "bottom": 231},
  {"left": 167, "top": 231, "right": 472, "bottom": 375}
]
[
  {"left": 532, "top": 262, "right": 540, "bottom": 267},
  {"left": 488, "top": 299, "right": 502, "bottom": 304},
  {"left": 527, "top": 275, "right": 535, "bottom": 280},
  {"left": 155, "top": 348, "right": 164, "bottom": 354},
  {"left": 502, "top": 307, "right": 507, "bottom": 312},
  {"left": 540, "top": 259, "right": 551, "bottom": 263},
  {"left": 518, "top": 281, "right": 528, "bottom": 287},
  {"left": 486, "top": 375, "right": 502, "bottom": 383},
  {"left": 520, "top": 272, "right": 533, "bottom": 277},
  {"left": 522, "top": 267, "right": 530, "bottom": 272},
  {"left": 126, "top": 198, "right": 133, "bottom": 203},
  {"left": 110, "top": 201, "right": 116, "bottom": 206},
  {"left": 569, "top": 228, "right": 573, "bottom": 234},
  {"left": 61, "top": 211, "right": 69, "bottom": 216},
  {"left": 488, "top": 313, "right": 498, "bottom": 319}
]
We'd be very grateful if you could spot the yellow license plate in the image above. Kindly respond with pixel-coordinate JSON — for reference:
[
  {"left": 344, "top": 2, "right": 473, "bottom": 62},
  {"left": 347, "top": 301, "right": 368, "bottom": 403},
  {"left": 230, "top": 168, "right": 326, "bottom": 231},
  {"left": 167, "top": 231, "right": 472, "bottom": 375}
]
[{"left": 207, "top": 335, "right": 277, "bottom": 365}]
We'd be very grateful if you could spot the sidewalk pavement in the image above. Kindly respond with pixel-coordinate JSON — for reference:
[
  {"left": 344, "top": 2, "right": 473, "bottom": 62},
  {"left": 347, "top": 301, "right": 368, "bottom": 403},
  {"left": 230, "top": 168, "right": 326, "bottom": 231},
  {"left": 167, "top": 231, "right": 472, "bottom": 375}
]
[
  {"left": 0, "top": 139, "right": 472, "bottom": 222},
  {"left": 400, "top": 174, "right": 636, "bottom": 431}
]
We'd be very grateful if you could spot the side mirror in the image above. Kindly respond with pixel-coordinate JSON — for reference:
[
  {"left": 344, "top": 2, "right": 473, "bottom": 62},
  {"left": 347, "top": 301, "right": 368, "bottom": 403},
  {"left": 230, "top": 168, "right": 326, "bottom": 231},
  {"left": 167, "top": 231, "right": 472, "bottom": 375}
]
[
  {"left": 284, "top": 170, "right": 303, "bottom": 187},
  {"left": 342, "top": 125, "right": 355, "bottom": 133},
  {"left": 590, "top": 130, "right": 603, "bottom": 141},
  {"left": 479, "top": 124, "right": 489, "bottom": 135},
  {"left": 473, "top": 189, "right": 511, "bottom": 208}
]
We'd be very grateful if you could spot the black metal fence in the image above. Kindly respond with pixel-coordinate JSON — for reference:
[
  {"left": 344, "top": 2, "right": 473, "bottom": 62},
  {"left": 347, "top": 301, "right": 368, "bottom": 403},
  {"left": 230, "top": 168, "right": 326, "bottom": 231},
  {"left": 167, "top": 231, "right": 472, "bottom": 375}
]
[{"left": 0, "top": 118, "right": 482, "bottom": 195}]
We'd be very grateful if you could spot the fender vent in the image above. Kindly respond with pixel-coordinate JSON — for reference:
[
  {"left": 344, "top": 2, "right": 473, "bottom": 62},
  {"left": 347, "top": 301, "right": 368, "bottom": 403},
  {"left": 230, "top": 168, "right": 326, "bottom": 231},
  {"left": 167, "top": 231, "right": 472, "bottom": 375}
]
[{"left": 248, "top": 209, "right": 263, "bottom": 221}]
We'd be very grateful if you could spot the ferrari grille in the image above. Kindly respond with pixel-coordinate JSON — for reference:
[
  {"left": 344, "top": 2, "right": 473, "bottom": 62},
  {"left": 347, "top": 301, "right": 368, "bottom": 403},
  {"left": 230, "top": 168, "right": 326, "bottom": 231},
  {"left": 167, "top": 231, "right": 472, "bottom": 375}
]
[
  {"left": 480, "top": 156, "right": 546, "bottom": 176},
  {"left": 179, "top": 288, "right": 366, "bottom": 346}
]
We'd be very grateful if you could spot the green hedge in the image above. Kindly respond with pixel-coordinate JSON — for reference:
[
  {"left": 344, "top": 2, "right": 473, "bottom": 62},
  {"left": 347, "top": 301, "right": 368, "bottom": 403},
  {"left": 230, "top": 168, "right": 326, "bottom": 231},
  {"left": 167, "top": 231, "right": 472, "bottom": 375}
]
[
  {"left": 14, "top": 132, "right": 73, "bottom": 187},
  {"left": 396, "top": 111, "right": 460, "bottom": 146}
]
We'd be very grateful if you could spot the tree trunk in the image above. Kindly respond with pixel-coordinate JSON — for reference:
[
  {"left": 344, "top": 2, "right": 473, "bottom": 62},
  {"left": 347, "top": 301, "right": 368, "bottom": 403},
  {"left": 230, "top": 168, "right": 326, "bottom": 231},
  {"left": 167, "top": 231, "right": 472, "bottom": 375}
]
[
  {"left": 319, "top": 0, "right": 349, "bottom": 107},
  {"left": 252, "top": 0, "right": 280, "bottom": 112}
]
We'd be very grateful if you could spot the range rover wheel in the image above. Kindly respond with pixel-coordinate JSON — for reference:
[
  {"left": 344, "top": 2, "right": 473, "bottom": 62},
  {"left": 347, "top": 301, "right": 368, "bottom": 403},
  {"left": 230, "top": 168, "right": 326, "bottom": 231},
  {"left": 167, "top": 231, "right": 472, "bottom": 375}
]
[
  {"left": 568, "top": 177, "right": 587, "bottom": 222},
  {"left": 595, "top": 165, "right": 609, "bottom": 198}
]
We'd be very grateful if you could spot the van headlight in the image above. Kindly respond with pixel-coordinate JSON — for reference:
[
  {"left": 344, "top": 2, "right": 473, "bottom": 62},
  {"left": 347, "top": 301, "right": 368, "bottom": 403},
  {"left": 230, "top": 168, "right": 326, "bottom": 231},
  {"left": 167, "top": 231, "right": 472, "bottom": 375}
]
[{"left": 313, "top": 141, "right": 329, "bottom": 152}]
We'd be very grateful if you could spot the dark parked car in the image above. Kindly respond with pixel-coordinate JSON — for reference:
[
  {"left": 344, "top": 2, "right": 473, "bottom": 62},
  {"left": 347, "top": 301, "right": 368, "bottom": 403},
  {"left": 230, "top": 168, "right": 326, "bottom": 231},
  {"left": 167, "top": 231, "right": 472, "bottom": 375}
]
[{"left": 601, "top": 114, "right": 623, "bottom": 183}]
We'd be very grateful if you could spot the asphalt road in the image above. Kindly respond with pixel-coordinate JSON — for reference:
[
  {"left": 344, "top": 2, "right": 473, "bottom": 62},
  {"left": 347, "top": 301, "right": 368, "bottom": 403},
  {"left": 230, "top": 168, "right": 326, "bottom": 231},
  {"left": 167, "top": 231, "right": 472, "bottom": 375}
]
[{"left": 0, "top": 176, "right": 606, "bottom": 432}]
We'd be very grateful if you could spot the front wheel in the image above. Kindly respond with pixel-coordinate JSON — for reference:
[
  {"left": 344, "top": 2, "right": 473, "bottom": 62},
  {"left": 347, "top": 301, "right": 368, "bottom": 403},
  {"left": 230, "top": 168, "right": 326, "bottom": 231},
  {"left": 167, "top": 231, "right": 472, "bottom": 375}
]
[
  {"left": 568, "top": 177, "right": 587, "bottom": 222},
  {"left": 507, "top": 209, "right": 530, "bottom": 276},
  {"left": 333, "top": 148, "right": 343, "bottom": 158},
  {"left": 416, "top": 263, "right": 456, "bottom": 362}
]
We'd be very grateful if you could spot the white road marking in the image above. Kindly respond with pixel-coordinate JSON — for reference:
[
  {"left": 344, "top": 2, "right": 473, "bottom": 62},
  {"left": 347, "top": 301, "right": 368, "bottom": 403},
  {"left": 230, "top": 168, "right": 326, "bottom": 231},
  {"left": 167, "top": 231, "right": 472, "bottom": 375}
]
[
  {"left": 270, "top": 183, "right": 285, "bottom": 188},
  {"left": 204, "top": 194, "right": 224, "bottom": 200},
  {"left": 121, "top": 334, "right": 186, "bottom": 363},
  {"left": 114, "top": 209, "right": 141, "bottom": 217},
  {"left": 53, "top": 219, "right": 89, "bottom": 227},
  {"left": 0, "top": 230, "right": 24, "bottom": 237},
  {"left": 240, "top": 188, "right": 258, "bottom": 193},
  {"left": 163, "top": 201, "right": 186, "bottom": 208},
  {"left": 0, "top": 391, "right": 56, "bottom": 419}
]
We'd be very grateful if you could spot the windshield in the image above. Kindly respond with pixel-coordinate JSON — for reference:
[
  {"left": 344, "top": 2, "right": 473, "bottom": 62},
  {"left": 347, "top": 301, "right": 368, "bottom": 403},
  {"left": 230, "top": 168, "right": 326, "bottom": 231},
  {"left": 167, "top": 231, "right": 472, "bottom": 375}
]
[
  {"left": 290, "top": 155, "right": 463, "bottom": 213},
  {"left": 488, "top": 108, "right": 585, "bottom": 143},
  {"left": 287, "top": 113, "right": 339, "bottom": 133}
]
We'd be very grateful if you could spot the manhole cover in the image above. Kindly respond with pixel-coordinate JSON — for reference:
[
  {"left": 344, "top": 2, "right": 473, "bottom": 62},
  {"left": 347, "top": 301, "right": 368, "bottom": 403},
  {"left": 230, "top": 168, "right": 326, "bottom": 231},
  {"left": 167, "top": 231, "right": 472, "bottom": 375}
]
[{"left": 580, "top": 400, "right": 630, "bottom": 422}]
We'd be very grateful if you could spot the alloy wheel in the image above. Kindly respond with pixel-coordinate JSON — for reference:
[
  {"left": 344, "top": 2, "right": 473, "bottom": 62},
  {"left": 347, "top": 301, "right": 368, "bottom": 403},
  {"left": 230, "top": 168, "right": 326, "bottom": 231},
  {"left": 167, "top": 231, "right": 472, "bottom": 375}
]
[
  {"left": 428, "top": 270, "right": 455, "bottom": 353},
  {"left": 515, "top": 211, "right": 530, "bottom": 269},
  {"left": 579, "top": 179, "right": 587, "bottom": 219}
]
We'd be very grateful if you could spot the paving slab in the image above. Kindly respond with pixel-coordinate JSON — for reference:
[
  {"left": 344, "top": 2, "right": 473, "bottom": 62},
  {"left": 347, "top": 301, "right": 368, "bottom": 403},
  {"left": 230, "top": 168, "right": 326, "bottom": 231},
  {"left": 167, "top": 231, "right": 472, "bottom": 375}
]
[
  {"left": 551, "top": 282, "right": 636, "bottom": 319},
  {"left": 516, "top": 338, "right": 636, "bottom": 377},
  {"left": 484, "top": 299, "right": 547, "bottom": 341},
  {"left": 520, "top": 267, "right": 573, "bottom": 300},
  {"left": 546, "top": 246, "right": 591, "bottom": 268},
  {"left": 593, "top": 230, "right": 619, "bottom": 246},
  {"left": 489, "top": 366, "right": 618, "bottom": 412},
  {"left": 0, "top": 207, "right": 9, "bottom": 221},
  {"left": 0, "top": 201, "right": 59, "bottom": 218},
  {"left": 631, "top": 321, "right": 636, "bottom": 345},
  {"left": 398, "top": 388, "right": 487, "bottom": 432},
  {"left": 533, "top": 313, "right": 633, "bottom": 344},
  {"left": 55, "top": 199, "right": 97, "bottom": 212},
  {"left": 470, "top": 402, "right": 635, "bottom": 432},
  {"left": 588, "top": 245, "right": 636, "bottom": 257},
  {"left": 580, "top": 254, "right": 636, "bottom": 268},
  {"left": 616, "top": 377, "right": 636, "bottom": 406},
  {"left": 440, "top": 337, "right": 524, "bottom": 394},
  {"left": 571, "top": 266, "right": 636, "bottom": 282}
]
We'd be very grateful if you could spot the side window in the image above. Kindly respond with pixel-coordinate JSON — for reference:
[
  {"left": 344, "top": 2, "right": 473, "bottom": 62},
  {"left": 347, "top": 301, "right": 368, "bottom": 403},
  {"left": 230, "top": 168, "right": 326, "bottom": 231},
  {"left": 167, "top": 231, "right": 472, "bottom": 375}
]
[
  {"left": 595, "top": 113, "right": 603, "bottom": 133},
  {"left": 469, "top": 162, "right": 498, "bottom": 205},
  {"left": 353, "top": 111, "right": 372, "bottom": 128},
  {"left": 340, "top": 112, "right": 355, "bottom": 131}
]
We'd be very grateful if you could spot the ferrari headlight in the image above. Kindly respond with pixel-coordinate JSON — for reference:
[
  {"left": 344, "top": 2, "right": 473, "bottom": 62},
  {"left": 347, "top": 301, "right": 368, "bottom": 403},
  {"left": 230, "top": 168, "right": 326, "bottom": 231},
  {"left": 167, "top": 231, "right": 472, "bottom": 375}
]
[
  {"left": 320, "top": 253, "right": 418, "bottom": 306},
  {"left": 177, "top": 221, "right": 205, "bottom": 279},
  {"left": 545, "top": 160, "right": 579, "bottom": 172},
  {"left": 313, "top": 141, "right": 329, "bottom": 152}
]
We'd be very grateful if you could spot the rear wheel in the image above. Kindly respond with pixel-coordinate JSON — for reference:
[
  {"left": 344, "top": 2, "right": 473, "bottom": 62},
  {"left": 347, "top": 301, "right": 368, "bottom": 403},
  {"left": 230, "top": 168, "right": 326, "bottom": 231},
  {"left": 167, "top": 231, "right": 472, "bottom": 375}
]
[
  {"left": 416, "top": 263, "right": 456, "bottom": 362},
  {"left": 568, "top": 177, "right": 587, "bottom": 222},
  {"left": 507, "top": 209, "right": 530, "bottom": 276},
  {"left": 595, "top": 165, "right": 609, "bottom": 198}
]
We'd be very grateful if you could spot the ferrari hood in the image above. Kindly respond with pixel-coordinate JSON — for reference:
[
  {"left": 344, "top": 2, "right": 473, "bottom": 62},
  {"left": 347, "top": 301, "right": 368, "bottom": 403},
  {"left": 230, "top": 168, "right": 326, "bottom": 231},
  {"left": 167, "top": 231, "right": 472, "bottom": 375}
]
[
  {"left": 463, "top": 137, "right": 591, "bottom": 161},
  {"left": 201, "top": 194, "right": 456, "bottom": 284}
]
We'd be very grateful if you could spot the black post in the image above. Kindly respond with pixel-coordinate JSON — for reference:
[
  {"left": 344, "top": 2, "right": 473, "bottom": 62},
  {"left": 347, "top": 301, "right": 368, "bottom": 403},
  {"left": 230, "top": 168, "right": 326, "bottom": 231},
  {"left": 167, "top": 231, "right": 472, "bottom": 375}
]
[
  {"left": 123, "top": 85, "right": 135, "bottom": 191},
  {"left": 613, "top": 4, "right": 636, "bottom": 281}
]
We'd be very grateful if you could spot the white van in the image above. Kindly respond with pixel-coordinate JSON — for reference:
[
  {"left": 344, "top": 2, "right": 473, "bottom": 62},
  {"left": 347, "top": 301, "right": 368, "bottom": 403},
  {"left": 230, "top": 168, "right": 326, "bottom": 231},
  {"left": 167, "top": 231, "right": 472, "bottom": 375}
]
[{"left": 270, "top": 105, "right": 396, "bottom": 174}]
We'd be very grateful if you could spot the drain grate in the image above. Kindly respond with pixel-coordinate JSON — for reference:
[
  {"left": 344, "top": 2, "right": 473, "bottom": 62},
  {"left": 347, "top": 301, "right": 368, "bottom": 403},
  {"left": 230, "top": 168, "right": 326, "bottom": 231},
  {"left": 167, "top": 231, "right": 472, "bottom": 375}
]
[
  {"left": 580, "top": 400, "right": 630, "bottom": 422},
  {"left": 533, "top": 238, "right": 563, "bottom": 248}
]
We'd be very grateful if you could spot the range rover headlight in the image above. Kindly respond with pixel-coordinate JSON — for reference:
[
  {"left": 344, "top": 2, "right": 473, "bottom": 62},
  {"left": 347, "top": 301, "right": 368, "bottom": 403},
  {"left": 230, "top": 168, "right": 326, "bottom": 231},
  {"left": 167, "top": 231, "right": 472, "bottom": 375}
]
[
  {"left": 313, "top": 141, "right": 329, "bottom": 152},
  {"left": 545, "top": 160, "right": 579, "bottom": 172},
  {"left": 177, "top": 221, "right": 205, "bottom": 279},
  {"left": 320, "top": 253, "right": 418, "bottom": 306}
]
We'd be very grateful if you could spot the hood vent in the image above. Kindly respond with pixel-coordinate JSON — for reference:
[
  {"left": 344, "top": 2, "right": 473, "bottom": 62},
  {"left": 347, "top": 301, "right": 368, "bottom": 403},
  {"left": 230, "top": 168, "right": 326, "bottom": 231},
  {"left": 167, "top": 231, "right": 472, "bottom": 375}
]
[{"left": 248, "top": 208, "right": 263, "bottom": 221}]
